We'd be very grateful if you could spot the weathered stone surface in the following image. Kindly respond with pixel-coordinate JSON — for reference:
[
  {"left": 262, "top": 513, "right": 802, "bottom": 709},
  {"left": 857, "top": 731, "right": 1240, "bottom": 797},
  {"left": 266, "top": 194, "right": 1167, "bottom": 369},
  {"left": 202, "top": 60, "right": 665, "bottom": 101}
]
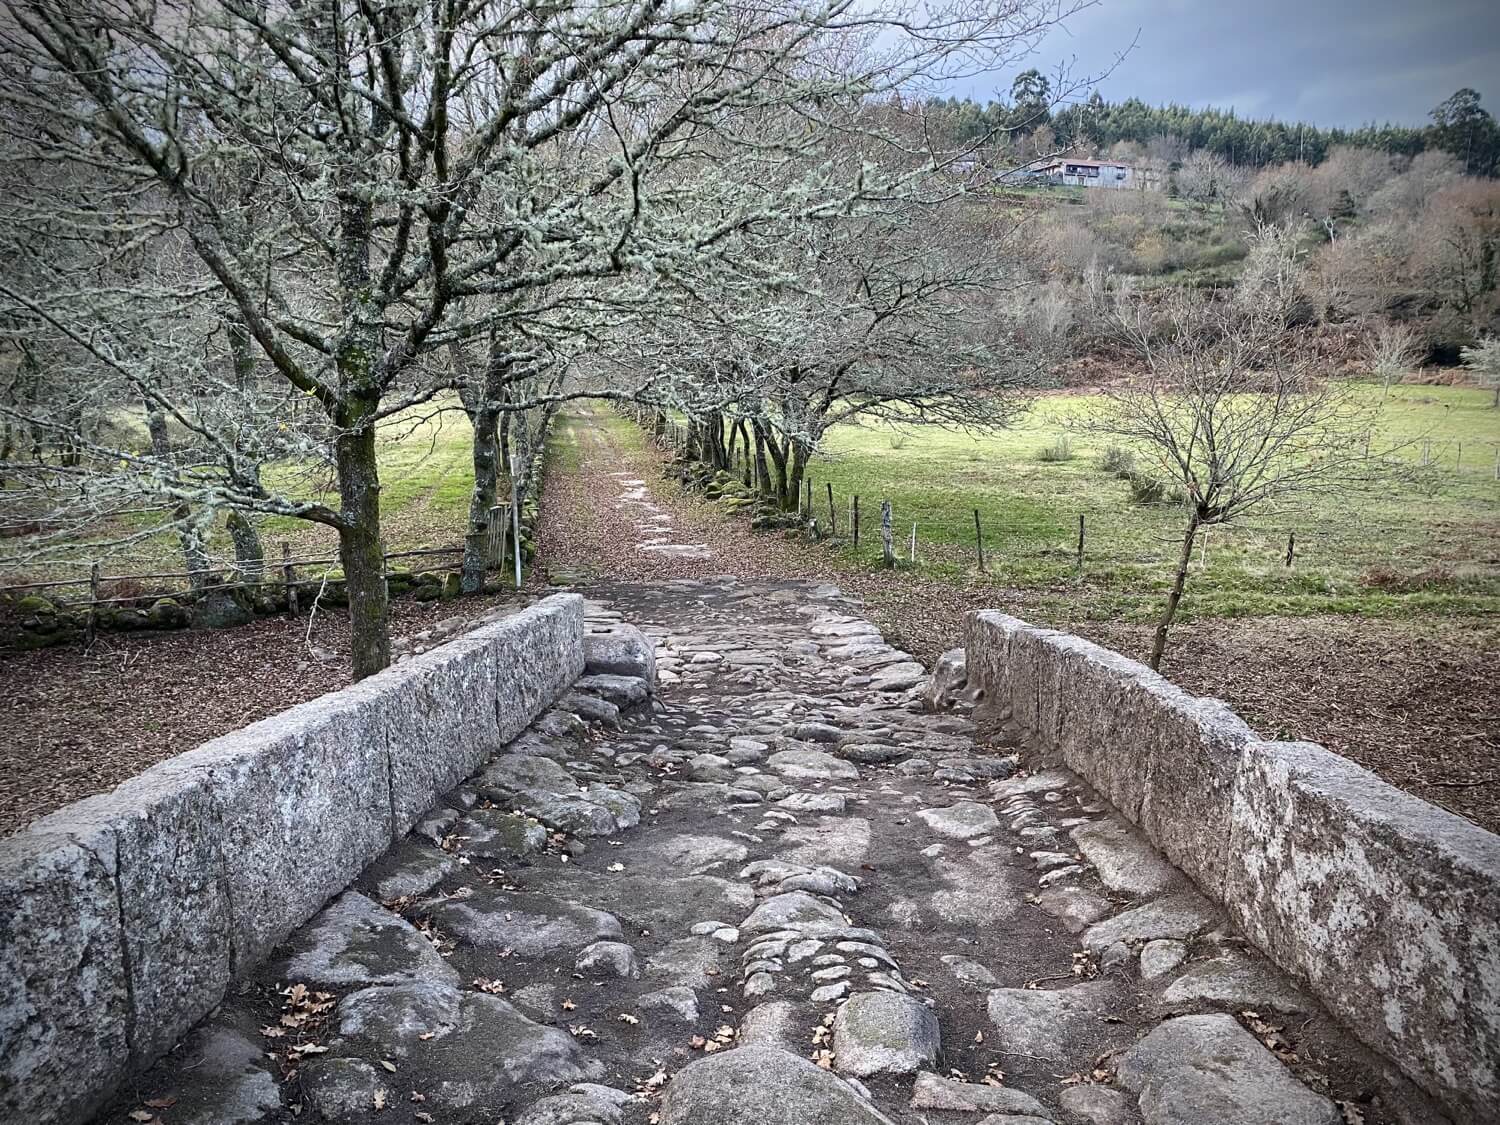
[
  {"left": 575, "top": 940, "right": 641, "bottom": 979},
  {"left": 738, "top": 1001, "right": 804, "bottom": 1049},
  {"left": 363, "top": 840, "right": 457, "bottom": 901},
  {"left": 1070, "top": 819, "right": 1180, "bottom": 897},
  {"left": 910, "top": 1072, "right": 1052, "bottom": 1117},
  {"left": 452, "top": 809, "right": 548, "bottom": 860},
  {"left": 1081, "top": 893, "right": 1218, "bottom": 955},
  {"left": 639, "top": 985, "right": 701, "bottom": 1022},
  {"left": 477, "top": 753, "right": 579, "bottom": 800},
  {"left": 986, "top": 983, "right": 1119, "bottom": 1062},
  {"left": 582, "top": 784, "right": 642, "bottom": 830},
  {"left": 1139, "top": 939, "right": 1189, "bottom": 980},
  {"left": 1117, "top": 1014, "right": 1339, "bottom": 1125},
  {"left": 301, "top": 1057, "right": 391, "bottom": 1122},
  {"left": 767, "top": 750, "right": 860, "bottom": 780},
  {"left": 1157, "top": 951, "right": 1307, "bottom": 1013},
  {"left": 584, "top": 622, "right": 657, "bottom": 686},
  {"left": 640, "top": 833, "right": 749, "bottom": 874},
  {"left": 832, "top": 992, "right": 940, "bottom": 1077},
  {"left": 924, "top": 648, "right": 968, "bottom": 711},
  {"left": 740, "top": 891, "right": 847, "bottom": 935},
  {"left": 428, "top": 888, "right": 624, "bottom": 955},
  {"left": 335, "top": 981, "right": 601, "bottom": 1109},
  {"left": 486, "top": 595, "right": 588, "bottom": 745},
  {"left": 868, "top": 662, "right": 925, "bottom": 692},
  {"left": 575, "top": 672, "right": 651, "bottom": 709},
  {"left": 351, "top": 632, "right": 500, "bottom": 837},
  {"left": 1227, "top": 740, "right": 1500, "bottom": 1123},
  {"left": 941, "top": 954, "right": 998, "bottom": 987},
  {"left": 793, "top": 721, "right": 843, "bottom": 743},
  {"left": 966, "top": 612, "right": 1252, "bottom": 894},
  {"left": 0, "top": 832, "right": 129, "bottom": 1125},
  {"left": 777, "top": 792, "right": 847, "bottom": 814},
  {"left": 917, "top": 801, "right": 999, "bottom": 840},
  {"left": 27, "top": 764, "right": 231, "bottom": 1069},
  {"left": 524, "top": 794, "right": 619, "bottom": 836},
  {"left": 278, "top": 892, "right": 459, "bottom": 988},
  {"left": 1035, "top": 887, "right": 1112, "bottom": 934},
  {"left": 336, "top": 980, "right": 461, "bottom": 1057},
  {"left": 658, "top": 1045, "right": 896, "bottom": 1125},
  {"left": 560, "top": 691, "right": 621, "bottom": 726},
  {"left": 161, "top": 693, "right": 395, "bottom": 973},
  {"left": 839, "top": 743, "right": 907, "bottom": 764},
  {"left": 161, "top": 1026, "right": 282, "bottom": 1125},
  {"left": 517, "top": 1085, "right": 631, "bottom": 1125},
  {"left": 549, "top": 871, "right": 753, "bottom": 934},
  {"left": 1057, "top": 1084, "right": 1133, "bottom": 1125}
]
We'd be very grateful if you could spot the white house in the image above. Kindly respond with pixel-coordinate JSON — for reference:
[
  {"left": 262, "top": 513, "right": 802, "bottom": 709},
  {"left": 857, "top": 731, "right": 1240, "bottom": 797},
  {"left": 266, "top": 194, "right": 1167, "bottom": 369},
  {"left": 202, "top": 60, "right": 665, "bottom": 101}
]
[{"left": 1037, "top": 159, "right": 1135, "bottom": 189}]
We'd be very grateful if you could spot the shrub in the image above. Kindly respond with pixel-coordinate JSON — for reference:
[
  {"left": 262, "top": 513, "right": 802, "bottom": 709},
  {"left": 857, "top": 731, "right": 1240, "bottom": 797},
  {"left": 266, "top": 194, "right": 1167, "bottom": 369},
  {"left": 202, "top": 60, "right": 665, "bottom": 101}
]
[
  {"left": 1098, "top": 445, "right": 1135, "bottom": 477},
  {"left": 1126, "top": 471, "right": 1184, "bottom": 505},
  {"left": 1036, "top": 436, "right": 1075, "bottom": 463}
]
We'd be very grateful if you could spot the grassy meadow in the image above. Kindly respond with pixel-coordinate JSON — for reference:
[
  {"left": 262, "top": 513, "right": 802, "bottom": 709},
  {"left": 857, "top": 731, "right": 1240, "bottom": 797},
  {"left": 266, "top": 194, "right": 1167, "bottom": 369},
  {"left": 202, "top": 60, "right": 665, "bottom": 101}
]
[
  {"left": 800, "top": 384, "right": 1500, "bottom": 624},
  {"left": 2, "top": 404, "right": 482, "bottom": 587}
]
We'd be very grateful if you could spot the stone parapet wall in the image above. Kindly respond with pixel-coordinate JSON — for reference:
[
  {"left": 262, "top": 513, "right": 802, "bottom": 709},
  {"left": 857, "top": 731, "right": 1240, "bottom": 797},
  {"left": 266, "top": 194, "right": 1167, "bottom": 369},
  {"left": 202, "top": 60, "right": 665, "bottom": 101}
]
[
  {"left": 964, "top": 609, "right": 1500, "bottom": 1124},
  {"left": 0, "top": 594, "right": 585, "bottom": 1125}
]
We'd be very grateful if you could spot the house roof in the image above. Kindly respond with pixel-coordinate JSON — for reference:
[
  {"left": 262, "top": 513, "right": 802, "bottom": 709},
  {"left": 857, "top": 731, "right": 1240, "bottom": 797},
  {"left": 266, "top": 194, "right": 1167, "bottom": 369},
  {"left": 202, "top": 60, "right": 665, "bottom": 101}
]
[{"left": 1037, "top": 159, "right": 1132, "bottom": 171}]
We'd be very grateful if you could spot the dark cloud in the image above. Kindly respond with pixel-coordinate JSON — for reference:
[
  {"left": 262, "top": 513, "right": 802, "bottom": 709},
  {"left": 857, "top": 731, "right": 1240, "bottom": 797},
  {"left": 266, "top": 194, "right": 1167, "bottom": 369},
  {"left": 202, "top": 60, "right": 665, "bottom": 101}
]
[{"left": 951, "top": 0, "right": 1500, "bottom": 127}]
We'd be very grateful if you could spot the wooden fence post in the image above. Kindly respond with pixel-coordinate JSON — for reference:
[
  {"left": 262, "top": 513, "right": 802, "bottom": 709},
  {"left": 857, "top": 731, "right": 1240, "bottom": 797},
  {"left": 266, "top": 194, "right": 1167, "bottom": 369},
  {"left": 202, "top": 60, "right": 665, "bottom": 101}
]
[
  {"left": 973, "top": 509, "right": 985, "bottom": 572},
  {"left": 282, "top": 541, "right": 299, "bottom": 615},
  {"left": 1076, "top": 514, "right": 1085, "bottom": 567},
  {"left": 880, "top": 500, "right": 894, "bottom": 567},
  {"left": 909, "top": 522, "right": 917, "bottom": 563},
  {"left": 1285, "top": 531, "right": 1295, "bottom": 568},
  {"left": 86, "top": 561, "right": 100, "bottom": 645},
  {"left": 804, "top": 477, "right": 813, "bottom": 520},
  {"left": 852, "top": 496, "right": 860, "bottom": 547},
  {"left": 826, "top": 482, "right": 836, "bottom": 535}
]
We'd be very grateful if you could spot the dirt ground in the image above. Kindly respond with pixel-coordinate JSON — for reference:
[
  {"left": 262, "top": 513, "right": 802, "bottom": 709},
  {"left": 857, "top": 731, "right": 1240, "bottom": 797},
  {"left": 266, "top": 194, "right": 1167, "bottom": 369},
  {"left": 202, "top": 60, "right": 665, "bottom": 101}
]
[
  {"left": 537, "top": 407, "right": 1500, "bottom": 834},
  {"left": 0, "top": 592, "right": 527, "bottom": 836}
]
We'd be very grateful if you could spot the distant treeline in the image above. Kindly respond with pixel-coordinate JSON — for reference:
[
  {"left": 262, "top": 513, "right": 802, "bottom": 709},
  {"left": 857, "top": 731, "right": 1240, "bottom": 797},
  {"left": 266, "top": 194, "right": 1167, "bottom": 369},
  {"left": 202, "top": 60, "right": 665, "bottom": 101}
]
[{"left": 925, "top": 82, "right": 1499, "bottom": 177}]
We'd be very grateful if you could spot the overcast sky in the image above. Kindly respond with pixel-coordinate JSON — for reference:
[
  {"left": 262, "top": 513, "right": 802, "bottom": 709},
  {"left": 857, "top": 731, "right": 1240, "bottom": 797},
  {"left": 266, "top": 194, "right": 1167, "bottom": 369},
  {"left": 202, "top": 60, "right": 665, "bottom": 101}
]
[{"left": 950, "top": 0, "right": 1500, "bottom": 128}]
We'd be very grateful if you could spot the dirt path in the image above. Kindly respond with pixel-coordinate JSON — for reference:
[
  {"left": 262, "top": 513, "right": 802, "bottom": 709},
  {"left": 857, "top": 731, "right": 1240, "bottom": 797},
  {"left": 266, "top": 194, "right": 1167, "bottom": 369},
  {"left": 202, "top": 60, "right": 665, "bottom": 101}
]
[{"left": 538, "top": 406, "right": 1500, "bottom": 834}]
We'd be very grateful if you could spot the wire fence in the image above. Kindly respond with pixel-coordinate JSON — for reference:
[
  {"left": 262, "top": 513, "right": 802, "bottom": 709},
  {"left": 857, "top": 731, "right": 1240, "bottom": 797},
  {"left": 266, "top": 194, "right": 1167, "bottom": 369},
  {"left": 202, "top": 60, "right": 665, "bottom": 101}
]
[{"left": 636, "top": 408, "right": 1500, "bottom": 586}]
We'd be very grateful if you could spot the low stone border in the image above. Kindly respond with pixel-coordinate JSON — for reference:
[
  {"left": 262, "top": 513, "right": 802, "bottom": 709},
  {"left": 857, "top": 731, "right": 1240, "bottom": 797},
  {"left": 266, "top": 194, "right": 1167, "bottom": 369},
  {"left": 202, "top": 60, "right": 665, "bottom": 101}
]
[
  {"left": 964, "top": 610, "right": 1500, "bottom": 1124},
  {"left": 0, "top": 593, "right": 585, "bottom": 1125}
]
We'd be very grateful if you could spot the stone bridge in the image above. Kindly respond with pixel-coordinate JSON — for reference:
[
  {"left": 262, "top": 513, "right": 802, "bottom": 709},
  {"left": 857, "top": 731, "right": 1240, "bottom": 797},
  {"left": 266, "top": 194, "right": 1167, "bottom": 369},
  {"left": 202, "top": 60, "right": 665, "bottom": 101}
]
[{"left": 2, "top": 471, "right": 1495, "bottom": 1125}]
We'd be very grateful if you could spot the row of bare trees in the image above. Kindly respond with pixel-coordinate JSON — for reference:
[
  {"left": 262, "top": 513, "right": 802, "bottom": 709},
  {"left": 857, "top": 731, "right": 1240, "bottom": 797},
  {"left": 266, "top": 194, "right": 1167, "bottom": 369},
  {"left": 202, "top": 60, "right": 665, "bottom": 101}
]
[{"left": 0, "top": 0, "right": 1086, "bottom": 675}]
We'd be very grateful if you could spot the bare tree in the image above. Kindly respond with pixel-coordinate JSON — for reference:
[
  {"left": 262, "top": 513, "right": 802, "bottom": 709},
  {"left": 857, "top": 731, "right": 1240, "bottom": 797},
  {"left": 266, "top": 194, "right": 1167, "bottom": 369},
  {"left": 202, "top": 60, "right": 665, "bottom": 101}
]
[
  {"left": 1365, "top": 320, "right": 1424, "bottom": 395},
  {"left": 1175, "top": 149, "right": 1247, "bottom": 211},
  {"left": 1093, "top": 225, "right": 1386, "bottom": 670},
  {"left": 1461, "top": 338, "right": 1500, "bottom": 406}
]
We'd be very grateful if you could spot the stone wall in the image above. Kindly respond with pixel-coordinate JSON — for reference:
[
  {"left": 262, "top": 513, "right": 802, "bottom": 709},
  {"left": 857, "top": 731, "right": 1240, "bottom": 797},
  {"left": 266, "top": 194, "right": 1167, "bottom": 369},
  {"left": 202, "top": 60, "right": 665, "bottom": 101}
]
[
  {"left": 964, "top": 610, "right": 1500, "bottom": 1124},
  {"left": 0, "top": 594, "right": 585, "bottom": 1125}
]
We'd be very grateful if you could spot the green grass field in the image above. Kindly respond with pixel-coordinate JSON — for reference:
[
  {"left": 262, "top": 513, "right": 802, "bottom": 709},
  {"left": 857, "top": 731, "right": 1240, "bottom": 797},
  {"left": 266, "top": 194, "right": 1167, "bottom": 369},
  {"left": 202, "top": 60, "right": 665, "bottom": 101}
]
[
  {"left": 2, "top": 404, "right": 483, "bottom": 585},
  {"left": 799, "top": 384, "right": 1500, "bottom": 624}
]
